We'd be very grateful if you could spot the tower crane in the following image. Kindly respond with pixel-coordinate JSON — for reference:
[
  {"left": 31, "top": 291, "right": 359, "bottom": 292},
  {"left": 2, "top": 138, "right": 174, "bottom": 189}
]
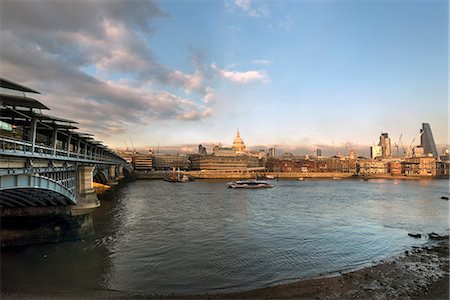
[
  {"left": 331, "top": 140, "right": 339, "bottom": 156},
  {"left": 393, "top": 134, "right": 402, "bottom": 157},
  {"left": 406, "top": 131, "right": 424, "bottom": 157}
]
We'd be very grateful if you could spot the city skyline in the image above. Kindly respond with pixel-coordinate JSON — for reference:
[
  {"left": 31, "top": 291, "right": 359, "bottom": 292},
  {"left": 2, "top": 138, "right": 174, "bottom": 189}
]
[{"left": 1, "top": 0, "right": 448, "bottom": 148}]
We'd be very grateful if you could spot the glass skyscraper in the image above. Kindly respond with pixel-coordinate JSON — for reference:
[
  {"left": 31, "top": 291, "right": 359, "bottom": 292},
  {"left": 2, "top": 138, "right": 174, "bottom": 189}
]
[{"left": 420, "top": 123, "right": 438, "bottom": 157}]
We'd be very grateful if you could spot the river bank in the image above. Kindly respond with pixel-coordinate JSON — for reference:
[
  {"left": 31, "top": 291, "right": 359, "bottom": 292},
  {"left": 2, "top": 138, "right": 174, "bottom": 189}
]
[
  {"left": 135, "top": 170, "right": 447, "bottom": 180},
  {"left": 2, "top": 236, "right": 448, "bottom": 299}
]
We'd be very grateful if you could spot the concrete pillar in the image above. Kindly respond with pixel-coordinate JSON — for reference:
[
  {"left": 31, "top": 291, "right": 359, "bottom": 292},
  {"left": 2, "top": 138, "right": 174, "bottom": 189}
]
[
  {"left": 73, "top": 164, "right": 99, "bottom": 211},
  {"left": 117, "top": 164, "right": 125, "bottom": 179},
  {"left": 107, "top": 165, "right": 118, "bottom": 185},
  {"left": 77, "top": 165, "right": 95, "bottom": 196},
  {"left": 108, "top": 165, "right": 116, "bottom": 179}
]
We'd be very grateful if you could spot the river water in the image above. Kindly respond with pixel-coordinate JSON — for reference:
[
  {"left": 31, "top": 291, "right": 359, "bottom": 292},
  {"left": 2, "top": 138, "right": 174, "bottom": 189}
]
[{"left": 1, "top": 179, "right": 448, "bottom": 295}]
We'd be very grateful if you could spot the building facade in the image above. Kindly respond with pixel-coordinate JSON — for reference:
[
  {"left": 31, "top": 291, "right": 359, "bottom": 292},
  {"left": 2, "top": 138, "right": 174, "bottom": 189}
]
[
  {"left": 420, "top": 123, "right": 438, "bottom": 157},
  {"left": 379, "top": 133, "right": 391, "bottom": 158},
  {"left": 190, "top": 155, "right": 247, "bottom": 171},
  {"left": 152, "top": 154, "right": 190, "bottom": 170}
]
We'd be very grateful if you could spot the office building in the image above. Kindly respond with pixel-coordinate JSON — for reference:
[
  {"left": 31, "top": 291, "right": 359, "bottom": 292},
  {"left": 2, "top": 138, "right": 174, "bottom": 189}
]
[
  {"left": 370, "top": 146, "right": 383, "bottom": 159},
  {"left": 378, "top": 133, "right": 391, "bottom": 158},
  {"left": 420, "top": 123, "right": 438, "bottom": 157},
  {"left": 316, "top": 148, "right": 322, "bottom": 157},
  {"left": 268, "top": 147, "right": 276, "bottom": 158}
]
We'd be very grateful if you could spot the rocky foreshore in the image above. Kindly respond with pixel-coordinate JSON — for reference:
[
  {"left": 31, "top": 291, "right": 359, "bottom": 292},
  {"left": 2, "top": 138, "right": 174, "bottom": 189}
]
[{"left": 2, "top": 236, "right": 448, "bottom": 300}]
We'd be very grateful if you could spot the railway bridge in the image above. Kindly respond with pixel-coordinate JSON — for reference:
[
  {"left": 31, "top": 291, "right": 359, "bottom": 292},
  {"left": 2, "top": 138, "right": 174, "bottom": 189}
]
[{"left": 0, "top": 78, "right": 127, "bottom": 246}]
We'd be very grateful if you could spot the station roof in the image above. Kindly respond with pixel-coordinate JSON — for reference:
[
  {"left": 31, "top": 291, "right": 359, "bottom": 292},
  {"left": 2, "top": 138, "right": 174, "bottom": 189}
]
[
  {"left": 70, "top": 132, "right": 94, "bottom": 138},
  {"left": 0, "top": 109, "right": 77, "bottom": 124},
  {"left": 0, "top": 78, "right": 41, "bottom": 94},
  {"left": 40, "top": 123, "right": 79, "bottom": 130},
  {"left": 0, "top": 118, "right": 79, "bottom": 130},
  {"left": 1, "top": 94, "right": 49, "bottom": 110},
  {"left": 34, "top": 113, "right": 78, "bottom": 124}
]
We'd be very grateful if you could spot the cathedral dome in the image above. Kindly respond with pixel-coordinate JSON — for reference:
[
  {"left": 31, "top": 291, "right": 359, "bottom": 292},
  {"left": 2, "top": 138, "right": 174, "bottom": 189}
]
[
  {"left": 233, "top": 133, "right": 244, "bottom": 145},
  {"left": 232, "top": 130, "right": 246, "bottom": 153}
]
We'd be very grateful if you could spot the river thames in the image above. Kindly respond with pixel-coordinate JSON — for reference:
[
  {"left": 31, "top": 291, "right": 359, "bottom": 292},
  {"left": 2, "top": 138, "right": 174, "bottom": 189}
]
[{"left": 1, "top": 179, "right": 448, "bottom": 296}]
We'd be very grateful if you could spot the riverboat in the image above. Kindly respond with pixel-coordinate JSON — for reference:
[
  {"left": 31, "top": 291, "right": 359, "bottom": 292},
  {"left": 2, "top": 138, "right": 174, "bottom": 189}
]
[
  {"left": 164, "top": 174, "right": 189, "bottom": 183},
  {"left": 164, "top": 168, "right": 189, "bottom": 183},
  {"left": 227, "top": 180, "right": 273, "bottom": 189}
]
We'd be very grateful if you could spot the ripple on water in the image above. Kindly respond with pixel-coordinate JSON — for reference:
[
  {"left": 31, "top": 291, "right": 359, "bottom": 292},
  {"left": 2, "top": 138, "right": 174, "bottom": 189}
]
[{"left": 1, "top": 179, "right": 448, "bottom": 295}]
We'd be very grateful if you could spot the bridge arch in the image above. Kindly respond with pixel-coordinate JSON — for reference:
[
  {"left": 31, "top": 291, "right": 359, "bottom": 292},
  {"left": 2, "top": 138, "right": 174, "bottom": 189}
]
[{"left": 0, "top": 174, "right": 76, "bottom": 207}]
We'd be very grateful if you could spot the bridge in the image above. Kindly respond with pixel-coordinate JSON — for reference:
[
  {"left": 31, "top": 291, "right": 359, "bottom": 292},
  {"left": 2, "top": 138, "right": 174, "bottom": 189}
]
[{"left": 0, "top": 78, "right": 128, "bottom": 246}]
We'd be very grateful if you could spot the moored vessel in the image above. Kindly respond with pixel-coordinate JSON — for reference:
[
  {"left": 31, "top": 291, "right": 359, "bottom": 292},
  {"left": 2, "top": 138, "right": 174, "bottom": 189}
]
[{"left": 227, "top": 180, "right": 273, "bottom": 189}]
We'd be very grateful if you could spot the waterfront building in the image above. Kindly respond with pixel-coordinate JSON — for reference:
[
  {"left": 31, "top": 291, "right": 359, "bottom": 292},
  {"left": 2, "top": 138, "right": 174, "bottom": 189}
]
[
  {"left": 359, "top": 160, "right": 388, "bottom": 175},
  {"left": 231, "top": 130, "right": 247, "bottom": 155},
  {"left": 436, "top": 161, "right": 449, "bottom": 176},
  {"left": 387, "top": 161, "right": 402, "bottom": 175},
  {"left": 378, "top": 133, "right": 391, "bottom": 158},
  {"left": 420, "top": 123, "right": 438, "bottom": 157},
  {"left": 402, "top": 157, "right": 437, "bottom": 176},
  {"left": 213, "top": 145, "right": 236, "bottom": 156},
  {"left": 152, "top": 153, "right": 189, "bottom": 170},
  {"left": 370, "top": 146, "right": 383, "bottom": 159},
  {"left": 132, "top": 153, "right": 153, "bottom": 172},
  {"left": 189, "top": 154, "right": 248, "bottom": 171},
  {"left": 266, "top": 157, "right": 356, "bottom": 173}
]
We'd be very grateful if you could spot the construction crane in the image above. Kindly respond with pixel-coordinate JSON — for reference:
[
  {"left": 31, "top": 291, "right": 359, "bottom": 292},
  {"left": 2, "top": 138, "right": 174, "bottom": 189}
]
[
  {"left": 331, "top": 140, "right": 339, "bottom": 156},
  {"left": 129, "top": 136, "right": 136, "bottom": 153},
  {"left": 393, "top": 134, "right": 402, "bottom": 157},
  {"left": 345, "top": 141, "right": 356, "bottom": 159},
  {"left": 406, "top": 131, "right": 424, "bottom": 157}
]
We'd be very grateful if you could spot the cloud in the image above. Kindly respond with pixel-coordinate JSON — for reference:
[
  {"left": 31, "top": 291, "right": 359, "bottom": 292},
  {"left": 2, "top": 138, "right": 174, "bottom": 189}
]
[
  {"left": 211, "top": 64, "right": 269, "bottom": 85},
  {"left": 226, "top": 0, "right": 269, "bottom": 17},
  {"left": 0, "top": 0, "right": 212, "bottom": 138},
  {"left": 204, "top": 87, "right": 215, "bottom": 104}
]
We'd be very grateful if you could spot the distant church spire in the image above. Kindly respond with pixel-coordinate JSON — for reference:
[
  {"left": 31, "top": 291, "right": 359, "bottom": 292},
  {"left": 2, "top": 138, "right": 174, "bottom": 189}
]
[{"left": 236, "top": 128, "right": 240, "bottom": 137}]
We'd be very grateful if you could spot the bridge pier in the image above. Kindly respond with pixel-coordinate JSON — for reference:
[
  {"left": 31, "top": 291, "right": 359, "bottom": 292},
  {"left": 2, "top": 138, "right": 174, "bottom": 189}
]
[
  {"left": 0, "top": 164, "right": 101, "bottom": 246},
  {"left": 117, "top": 164, "right": 125, "bottom": 180},
  {"left": 107, "top": 165, "right": 118, "bottom": 186},
  {"left": 71, "top": 165, "right": 100, "bottom": 215}
]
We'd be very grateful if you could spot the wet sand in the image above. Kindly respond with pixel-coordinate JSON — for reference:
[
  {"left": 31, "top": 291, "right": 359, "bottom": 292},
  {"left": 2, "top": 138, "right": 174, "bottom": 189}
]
[{"left": 2, "top": 237, "right": 448, "bottom": 300}]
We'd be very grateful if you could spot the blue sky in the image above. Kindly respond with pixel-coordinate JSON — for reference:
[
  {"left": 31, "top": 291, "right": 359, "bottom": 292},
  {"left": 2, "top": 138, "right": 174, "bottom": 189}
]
[{"left": 1, "top": 0, "right": 448, "bottom": 153}]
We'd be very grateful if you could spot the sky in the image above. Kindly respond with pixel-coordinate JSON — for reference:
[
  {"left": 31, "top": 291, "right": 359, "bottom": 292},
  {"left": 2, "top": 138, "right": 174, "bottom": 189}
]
[{"left": 0, "top": 0, "right": 448, "bottom": 154}]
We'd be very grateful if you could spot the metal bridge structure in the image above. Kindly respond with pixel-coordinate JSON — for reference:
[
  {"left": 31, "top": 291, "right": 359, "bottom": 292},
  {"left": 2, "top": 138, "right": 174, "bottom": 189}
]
[
  {"left": 0, "top": 78, "right": 126, "bottom": 209},
  {"left": 0, "top": 78, "right": 128, "bottom": 245}
]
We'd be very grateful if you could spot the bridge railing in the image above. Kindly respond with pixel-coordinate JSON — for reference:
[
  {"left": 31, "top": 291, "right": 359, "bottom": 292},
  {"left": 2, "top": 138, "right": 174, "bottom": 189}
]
[{"left": 0, "top": 136, "right": 123, "bottom": 164}]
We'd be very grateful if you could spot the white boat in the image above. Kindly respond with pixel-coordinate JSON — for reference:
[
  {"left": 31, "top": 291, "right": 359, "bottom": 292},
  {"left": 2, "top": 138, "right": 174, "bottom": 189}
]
[
  {"left": 332, "top": 177, "right": 342, "bottom": 180},
  {"left": 180, "top": 174, "right": 189, "bottom": 182},
  {"left": 227, "top": 180, "right": 273, "bottom": 189},
  {"left": 298, "top": 177, "right": 304, "bottom": 181}
]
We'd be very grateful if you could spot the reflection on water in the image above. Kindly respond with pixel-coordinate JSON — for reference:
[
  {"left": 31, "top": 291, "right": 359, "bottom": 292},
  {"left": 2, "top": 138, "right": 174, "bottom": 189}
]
[{"left": 1, "top": 179, "right": 448, "bottom": 295}]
